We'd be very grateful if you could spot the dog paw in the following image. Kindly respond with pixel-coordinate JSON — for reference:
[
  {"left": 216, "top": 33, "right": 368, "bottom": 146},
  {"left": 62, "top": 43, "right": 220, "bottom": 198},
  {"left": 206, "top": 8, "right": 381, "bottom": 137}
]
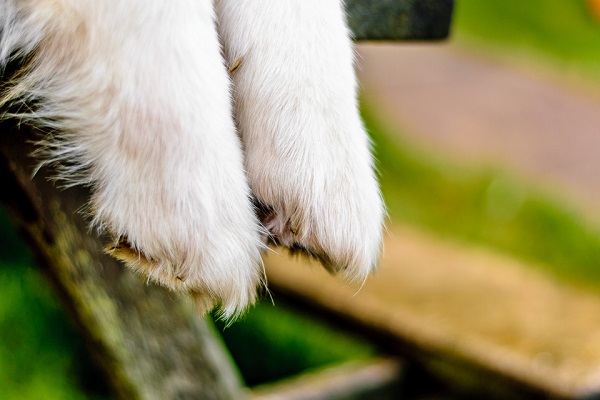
[
  {"left": 217, "top": 0, "right": 385, "bottom": 281},
  {"left": 94, "top": 120, "right": 265, "bottom": 319},
  {"left": 2, "top": 0, "right": 264, "bottom": 318},
  {"left": 84, "top": 1, "right": 265, "bottom": 318}
]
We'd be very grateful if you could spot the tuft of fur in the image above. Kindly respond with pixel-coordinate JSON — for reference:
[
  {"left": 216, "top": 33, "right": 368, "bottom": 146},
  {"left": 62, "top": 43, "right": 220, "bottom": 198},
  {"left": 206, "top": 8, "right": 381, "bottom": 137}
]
[
  {"left": 216, "top": 0, "right": 385, "bottom": 282},
  {"left": 0, "top": 0, "right": 264, "bottom": 319}
]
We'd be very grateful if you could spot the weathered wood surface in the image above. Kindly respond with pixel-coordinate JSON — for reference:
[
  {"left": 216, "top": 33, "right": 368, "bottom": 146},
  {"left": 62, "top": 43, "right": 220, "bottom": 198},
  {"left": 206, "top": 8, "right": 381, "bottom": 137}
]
[
  {"left": 0, "top": 123, "right": 246, "bottom": 400},
  {"left": 347, "top": 0, "right": 454, "bottom": 41},
  {"left": 265, "top": 227, "right": 600, "bottom": 399},
  {"left": 250, "top": 358, "right": 404, "bottom": 400}
]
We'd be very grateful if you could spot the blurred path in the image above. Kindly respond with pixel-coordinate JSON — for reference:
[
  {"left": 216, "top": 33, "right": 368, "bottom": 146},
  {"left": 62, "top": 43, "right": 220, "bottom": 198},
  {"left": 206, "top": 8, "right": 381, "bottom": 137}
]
[{"left": 357, "top": 43, "right": 600, "bottom": 216}]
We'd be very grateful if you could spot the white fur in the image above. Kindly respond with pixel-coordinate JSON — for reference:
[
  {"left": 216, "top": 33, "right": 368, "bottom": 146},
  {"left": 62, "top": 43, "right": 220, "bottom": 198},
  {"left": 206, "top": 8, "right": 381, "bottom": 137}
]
[
  {"left": 0, "top": 0, "right": 263, "bottom": 319},
  {"left": 216, "top": 0, "right": 384, "bottom": 281},
  {"left": 0, "top": 0, "right": 384, "bottom": 317}
]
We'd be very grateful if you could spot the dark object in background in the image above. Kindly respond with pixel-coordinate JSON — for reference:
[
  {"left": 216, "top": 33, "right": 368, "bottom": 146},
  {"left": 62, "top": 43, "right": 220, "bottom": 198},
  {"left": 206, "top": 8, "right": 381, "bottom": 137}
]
[{"left": 346, "top": 0, "right": 454, "bottom": 40}]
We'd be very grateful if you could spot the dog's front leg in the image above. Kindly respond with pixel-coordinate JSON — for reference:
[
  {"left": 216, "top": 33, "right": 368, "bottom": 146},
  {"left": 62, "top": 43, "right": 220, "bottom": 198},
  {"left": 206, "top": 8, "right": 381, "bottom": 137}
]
[
  {"left": 216, "top": 0, "right": 385, "bottom": 281},
  {"left": 0, "top": 0, "right": 263, "bottom": 318}
]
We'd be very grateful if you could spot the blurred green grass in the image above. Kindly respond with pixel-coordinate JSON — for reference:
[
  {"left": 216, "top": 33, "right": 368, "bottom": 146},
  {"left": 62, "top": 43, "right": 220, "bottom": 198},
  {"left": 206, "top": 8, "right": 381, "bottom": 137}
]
[
  {"left": 0, "top": 211, "right": 107, "bottom": 400},
  {"left": 4, "top": 0, "right": 600, "bottom": 397},
  {"left": 454, "top": 0, "right": 600, "bottom": 80},
  {"left": 0, "top": 266, "right": 87, "bottom": 400}
]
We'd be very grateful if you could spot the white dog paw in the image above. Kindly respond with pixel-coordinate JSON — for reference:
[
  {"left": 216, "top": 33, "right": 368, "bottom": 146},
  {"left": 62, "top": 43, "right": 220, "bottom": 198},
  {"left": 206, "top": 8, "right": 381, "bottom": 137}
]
[
  {"left": 217, "top": 0, "right": 385, "bottom": 281},
  {"left": 1, "top": 0, "right": 264, "bottom": 318}
]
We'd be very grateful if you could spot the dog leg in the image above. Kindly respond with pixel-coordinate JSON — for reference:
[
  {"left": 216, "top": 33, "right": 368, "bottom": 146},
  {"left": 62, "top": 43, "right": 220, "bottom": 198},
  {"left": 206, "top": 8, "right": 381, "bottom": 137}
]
[
  {"left": 216, "top": 0, "right": 385, "bottom": 281},
  {"left": 0, "top": 0, "right": 263, "bottom": 318}
]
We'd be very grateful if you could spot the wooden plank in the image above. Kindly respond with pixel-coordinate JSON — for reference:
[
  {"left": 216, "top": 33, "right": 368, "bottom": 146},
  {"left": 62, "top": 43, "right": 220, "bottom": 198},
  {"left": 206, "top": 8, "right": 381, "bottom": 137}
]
[
  {"left": 264, "top": 227, "right": 600, "bottom": 399},
  {"left": 346, "top": 0, "right": 454, "bottom": 41},
  {"left": 250, "top": 358, "right": 404, "bottom": 400},
  {"left": 0, "top": 124, "right": 246, "bottom": 400}
]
